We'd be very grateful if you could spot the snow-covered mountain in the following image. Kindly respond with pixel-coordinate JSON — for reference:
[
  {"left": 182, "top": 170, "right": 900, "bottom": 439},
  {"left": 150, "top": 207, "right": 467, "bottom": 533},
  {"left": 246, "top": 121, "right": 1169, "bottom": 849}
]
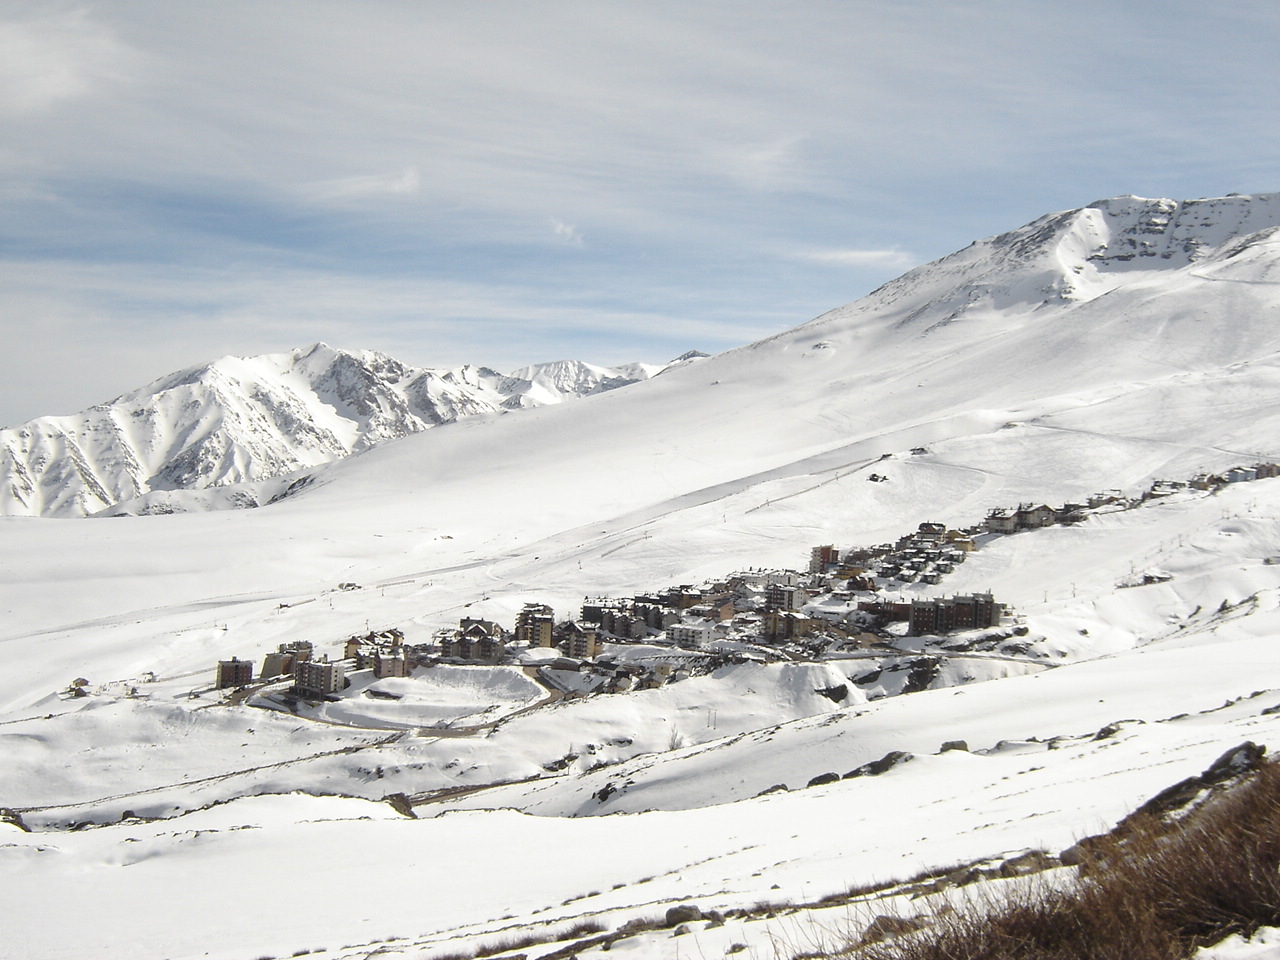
[
  {"left": 0, "top": 344, "right": 672, "bottom": 518},
  {"left": 503, "top": 359, "right": 667, "bottom": 406}
]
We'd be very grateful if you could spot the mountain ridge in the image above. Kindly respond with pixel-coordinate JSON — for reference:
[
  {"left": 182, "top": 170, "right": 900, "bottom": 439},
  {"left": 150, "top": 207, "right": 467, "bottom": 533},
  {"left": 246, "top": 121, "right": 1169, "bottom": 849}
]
[{"left": 0, "top": 343, "right": 682, "bottom": 518}]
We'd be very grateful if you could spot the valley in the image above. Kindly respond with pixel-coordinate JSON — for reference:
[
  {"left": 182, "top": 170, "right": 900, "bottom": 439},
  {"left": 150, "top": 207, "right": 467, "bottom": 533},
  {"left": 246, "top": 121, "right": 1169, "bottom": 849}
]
[{"left": 5, "top": 194, "right": 1280, "bottom": 960}]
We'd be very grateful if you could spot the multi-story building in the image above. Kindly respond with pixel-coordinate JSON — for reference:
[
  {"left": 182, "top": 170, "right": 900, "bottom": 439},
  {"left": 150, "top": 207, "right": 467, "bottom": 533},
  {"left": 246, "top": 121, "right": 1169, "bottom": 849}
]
[
  {"left": 293, "top": 657, "right": 345, "bottom": 698},
  {"left": 560, "top": 621, "right": 601, "bottom": 660},
  {"left": 260, "top": 651, "right": 292, "bottom": 679},
  {"left": 280, "top": 640, "right": 313, "bottom": 662},
  {"left": 216, "top": 657, "right": 253, "bottom": 688},
  {"left": 669, "top": 619, "right": 716, "bottom": 647},
  {"left": 514, "top": 603, "right": 555, "bottom": 647},
  {"left": 809, "top": 544, "right": 840, "bottom": 574},
  {"left": 985, "top": 508, "right": 1018, "bottom": 534},
  {"left": 908, "top": 594, "right": 1002, "bottom": 636},
  {"left": 764, "top": 583, "right": 809, "bottom": 612},
  {"left": 762, "top": 610, "right": 821, "bottom": 641},
  {"left": 439, "top": 618, "right": 507, "bottom": 663},
  {"left": 260, "top": 640, "right": 313, "bottom": 680},
  {"left": 373, "top": 653, "right": 411, "bottom": 679}
]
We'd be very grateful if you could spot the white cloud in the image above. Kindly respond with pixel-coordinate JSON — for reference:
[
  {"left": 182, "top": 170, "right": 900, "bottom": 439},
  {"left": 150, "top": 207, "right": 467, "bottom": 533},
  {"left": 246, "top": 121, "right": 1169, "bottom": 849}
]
[
  {"left": 719, "top": 136, "right": 809, "bottom": 192},
  {"left": 0, "top": 7, "right": 128, "bottom": 115},
  {"left": 0, "top": 257, "right": 773, "bottom": 426},
  {"left": 794, "top": 248, "right": 917, "bottom": 269},
  {"left": 550, "top": 217, "right": 583, "bottom": 246},
  {"left": 303, "top": 167, "right": 421, "bottom": 203}
]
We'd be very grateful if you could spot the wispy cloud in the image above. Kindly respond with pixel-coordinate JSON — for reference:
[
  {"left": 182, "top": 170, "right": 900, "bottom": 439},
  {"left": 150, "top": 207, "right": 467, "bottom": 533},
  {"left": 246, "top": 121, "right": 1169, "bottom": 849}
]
[
  {"left": 0, "top": 256, "right": 781, "bottom": 425},
  {"left": 794, "top": 248, "right": 917, "bottom": 269},
  {"left": 303, "top": 167, "right": 421, "bottom": 203},
  {"left": 550, "top": 217, "right": 583, "bottom": 246},
  {"left": 0, "top": 8, "right": 128, "bottom": 116},
  {"left": 718, "top": 136, "right": 809, "bottom": 192}
]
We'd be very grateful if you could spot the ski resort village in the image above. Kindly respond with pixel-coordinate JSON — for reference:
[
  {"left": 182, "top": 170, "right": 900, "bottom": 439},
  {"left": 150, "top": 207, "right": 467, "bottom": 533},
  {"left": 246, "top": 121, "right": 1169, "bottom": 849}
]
[{"left": 180, "top": 463, "right": 1279, "bottom": 742}]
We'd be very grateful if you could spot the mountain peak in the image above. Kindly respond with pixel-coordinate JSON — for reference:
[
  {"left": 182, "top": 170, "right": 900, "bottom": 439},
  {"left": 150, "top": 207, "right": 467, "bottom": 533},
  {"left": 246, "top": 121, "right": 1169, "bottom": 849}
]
[{"left": 825, "top": 191, "right": 1280, "bottom": 341}]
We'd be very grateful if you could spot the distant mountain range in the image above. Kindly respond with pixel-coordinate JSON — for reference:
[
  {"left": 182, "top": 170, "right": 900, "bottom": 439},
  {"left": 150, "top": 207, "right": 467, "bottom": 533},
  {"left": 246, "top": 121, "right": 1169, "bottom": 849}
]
[{"left": 0, "top": 344, "right": 703, "bottom": 518}]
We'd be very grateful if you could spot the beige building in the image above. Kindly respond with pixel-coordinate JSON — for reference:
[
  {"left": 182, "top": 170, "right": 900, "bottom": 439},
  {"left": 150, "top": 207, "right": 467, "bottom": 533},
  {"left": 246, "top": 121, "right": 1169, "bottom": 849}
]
[
  {"left": 440, "top": 618, "right": 507, "bottom": 663},
  {"left": 515, "top": 603, "right": 555, "bottom": 647},
  {"left": 293, "top": 657, "right": 345, "bottom": 698},
  {"left": 373, "top": 653, "right": 411, "bottom": 679},
  {"left": 560, "top": 621, "right": 601, "bottom": 660}
]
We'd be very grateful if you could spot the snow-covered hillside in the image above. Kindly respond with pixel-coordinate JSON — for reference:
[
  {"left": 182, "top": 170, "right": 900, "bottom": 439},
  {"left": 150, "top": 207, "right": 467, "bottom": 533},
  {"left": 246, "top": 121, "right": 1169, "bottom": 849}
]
[
  {"left": 6, "top": 194, "right": 1280, "bottom": 960},
  {"left": 0, "top": 344, "right": 670, "bottom": 518}
]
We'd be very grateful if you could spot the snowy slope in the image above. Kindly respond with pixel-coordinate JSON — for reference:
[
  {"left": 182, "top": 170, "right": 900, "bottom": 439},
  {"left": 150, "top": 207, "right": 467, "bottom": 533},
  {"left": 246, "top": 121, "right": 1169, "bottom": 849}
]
[
  {"left": 0, "top": 344, "right": 667, "bottom": 518},
  {"left": 5, "top": 480, "right": 1280, "bottom": 960},
  {"left": 221, "top": 191, "right": 1280, "bottom": 592}
]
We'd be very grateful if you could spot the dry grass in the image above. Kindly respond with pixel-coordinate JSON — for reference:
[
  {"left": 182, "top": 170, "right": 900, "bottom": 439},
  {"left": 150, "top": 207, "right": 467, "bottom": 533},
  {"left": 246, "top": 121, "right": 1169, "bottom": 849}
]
[
  {"left": 853, "top": 758, "right": 1280, "bottom": 960},
  {"left": 425, "top": 919, "right": 610, "bottom": 960}
]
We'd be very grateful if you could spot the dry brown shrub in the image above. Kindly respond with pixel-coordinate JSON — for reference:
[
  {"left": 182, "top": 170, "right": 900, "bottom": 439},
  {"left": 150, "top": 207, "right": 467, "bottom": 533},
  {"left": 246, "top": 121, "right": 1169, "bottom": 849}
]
[{"left": 854, "top": 759, "right": 1280, "bottom": 960}]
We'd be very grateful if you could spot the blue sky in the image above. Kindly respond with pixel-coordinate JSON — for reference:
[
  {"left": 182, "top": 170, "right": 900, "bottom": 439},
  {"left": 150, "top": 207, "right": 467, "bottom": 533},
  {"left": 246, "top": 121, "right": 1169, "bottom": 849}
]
[{"left": 2, "top": 1, "right": 1279, "bottom": 426}]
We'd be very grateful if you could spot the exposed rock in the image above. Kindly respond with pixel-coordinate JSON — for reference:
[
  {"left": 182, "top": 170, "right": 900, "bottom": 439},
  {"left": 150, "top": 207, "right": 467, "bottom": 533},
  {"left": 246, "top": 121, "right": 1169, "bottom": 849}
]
[
  {"left": 999, "top": 849, "right": 1056, "bottom": 878},
  {"left": 665, "top": 904, "right": 702, "bottom": 927},
  {"left": 940, "top": 740, "right": 969, "bottom": 753},
  {"left": 845, "top": 750, "right": 914, "bottom": 778},
  {"left": 1093, "top": 719, "right": 1143, "bottom": 741},
  {"left": 385, "top": 792, "right": 416, "bottom": 819},
  {"left": 807, "top": 771, "right": 841, "bottom": 788},
  {"left": 1134, "top": 741, "right": 1266, "bottom": 818},
  {"left": 815, "top": 684, "right": 849, "bottom": 703},
  {"left": 1059, "top": 840, "right": 1097, "bottom": 867},
  {"left": 1062, "top": 742, "right": 1269, "bottom": 867},
  {"left": 902, "top": 657, "right": 941, "bottom": 693},
  {"left": 755, "top": 783, "right": 789, "bottom": 797},
  {"left": 945, "top": 866, "right": 983, "bottom": 886}
]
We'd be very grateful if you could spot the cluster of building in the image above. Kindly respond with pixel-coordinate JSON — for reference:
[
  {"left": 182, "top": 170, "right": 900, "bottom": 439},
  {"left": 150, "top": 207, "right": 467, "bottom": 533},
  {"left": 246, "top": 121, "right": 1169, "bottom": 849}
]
[
  {"left": 211, "top": 516, "right": 1012, "bottom": 701},
  {"left": 216, "top": 640, "right": 346, "bottom": 699},
  {"left": 979, "top": 464, "right": 1280, "bottom": 537},
  {"left": 577, "top": 563, "right": 906, "bottom": 648},
  {"left": 432, "top": 607, "right": 607, "bottom": 664},
  {"left": 983, "top": 501, "right": 1088, "bottom": 535},
  {"left": 344, "top": 628, "right": 415, "bottom": 679},
  {"left": 582, "top": 583, "right": 737, "bottom": 639},
  {"left": 1182, "top": 462, "right": 1280, "bottom": 491},
  {"left": 435, "top": 617, "right": 508, "bottom": 664},
  {"left": 813, "top": 522, "right": 978, "bottom": 587},
  {"left": 201, "top": 457, "right": 1280, "bottom": 707}
]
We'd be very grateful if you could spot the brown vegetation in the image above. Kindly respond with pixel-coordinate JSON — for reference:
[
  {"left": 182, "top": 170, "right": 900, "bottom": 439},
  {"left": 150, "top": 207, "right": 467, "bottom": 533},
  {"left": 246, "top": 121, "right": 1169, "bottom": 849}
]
[{"left": 852, "top": 754, "right": 1280, "bottom": 960}]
